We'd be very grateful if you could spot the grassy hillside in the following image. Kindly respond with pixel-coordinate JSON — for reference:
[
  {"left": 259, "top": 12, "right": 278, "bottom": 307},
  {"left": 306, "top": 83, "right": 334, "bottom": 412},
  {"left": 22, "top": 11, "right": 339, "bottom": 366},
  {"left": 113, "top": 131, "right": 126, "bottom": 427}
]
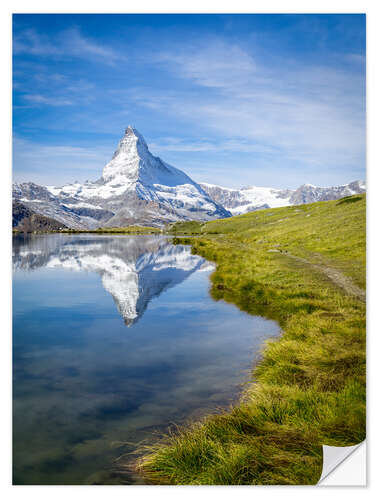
[
  {"left": 139, "top": 194, "right": 366, "bottom": 485},
  {"left": 165, "top": 220, "right": 206, "bottom": 234}
]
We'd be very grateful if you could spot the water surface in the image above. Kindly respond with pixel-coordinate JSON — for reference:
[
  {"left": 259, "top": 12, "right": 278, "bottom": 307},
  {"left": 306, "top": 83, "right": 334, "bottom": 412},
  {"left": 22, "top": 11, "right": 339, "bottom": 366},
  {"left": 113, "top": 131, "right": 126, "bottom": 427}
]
[{"left": 13, "top": 234, "right": 279, "bottom": 484}]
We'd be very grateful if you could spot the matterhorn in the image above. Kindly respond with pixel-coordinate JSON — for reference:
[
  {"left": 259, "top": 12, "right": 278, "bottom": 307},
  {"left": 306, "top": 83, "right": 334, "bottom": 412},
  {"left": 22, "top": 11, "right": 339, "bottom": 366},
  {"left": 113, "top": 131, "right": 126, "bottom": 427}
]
[
  {"left": 13, "top": 126, "right": 366, "bottom": 230},
  {"left": 13, "top": 126, "right": 230, "bottom": 229}
]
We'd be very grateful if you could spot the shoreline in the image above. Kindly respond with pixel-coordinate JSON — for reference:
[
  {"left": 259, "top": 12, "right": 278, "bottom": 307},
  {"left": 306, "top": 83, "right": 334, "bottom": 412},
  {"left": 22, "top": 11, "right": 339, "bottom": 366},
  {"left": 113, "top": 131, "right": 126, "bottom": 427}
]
[
  {"left": 137, "top": 195, "right": 366, "bottom": 485},
  {"left": 12, "top": 226, "right": 162, "bottom": 236}
]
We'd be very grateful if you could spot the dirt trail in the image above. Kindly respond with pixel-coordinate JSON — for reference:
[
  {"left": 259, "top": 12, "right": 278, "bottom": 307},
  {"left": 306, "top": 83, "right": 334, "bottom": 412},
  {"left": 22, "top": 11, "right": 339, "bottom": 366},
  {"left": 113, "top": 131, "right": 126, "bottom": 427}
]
[
  {"left": 283, "top": 252, "right": 366, "bottom": 302},
  {"left": 205, "top": 237, "right": 365, "bottom": 302}
]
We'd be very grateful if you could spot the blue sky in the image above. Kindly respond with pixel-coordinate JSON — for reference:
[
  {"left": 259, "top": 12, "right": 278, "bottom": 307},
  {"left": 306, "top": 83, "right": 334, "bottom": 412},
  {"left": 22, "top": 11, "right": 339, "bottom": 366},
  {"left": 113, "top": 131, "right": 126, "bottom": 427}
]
[{"left": 13, "top": 14, "right": 366, "bottom": 189}]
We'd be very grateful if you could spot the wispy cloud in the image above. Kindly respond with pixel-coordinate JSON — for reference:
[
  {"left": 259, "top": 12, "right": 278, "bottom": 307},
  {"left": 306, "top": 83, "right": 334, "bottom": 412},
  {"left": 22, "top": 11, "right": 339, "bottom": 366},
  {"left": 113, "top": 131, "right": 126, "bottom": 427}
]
[
  {"left": 22, "top": 94, "right": 74, "bottom": 106},
  {"left": 13, "top": 137, "right": 111, "bottom": 185},
  {"left": 158, "top": 41, "right": 256, "bottom": 89},
  {"left": 14, "top": 72, "right": 97, "bottom": 108},
  {"left": 12, "top": 16, "right": 365, "bottom": 189},
  {"left": 149, "top": 138, "right": 277, "bottom": 154},
  {"left": 136, "top": 39, "right": 365, "bottom": 170},
  {"left": 13, "top": 27, "right": 123, "bottom": 65}
]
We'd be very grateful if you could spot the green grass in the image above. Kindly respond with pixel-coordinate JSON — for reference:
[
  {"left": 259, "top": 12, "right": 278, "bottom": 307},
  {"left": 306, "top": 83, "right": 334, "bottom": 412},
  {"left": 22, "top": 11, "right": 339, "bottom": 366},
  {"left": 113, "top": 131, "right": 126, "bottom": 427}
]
[
  {"left": 165, "top": 220, "right": 206, "bottom": 234},
  {"left": 60, "top": 225, "right": 161, "bottom": 234},
  {"left": 138, "top": 194, "right": 366, "bottom": 485}
]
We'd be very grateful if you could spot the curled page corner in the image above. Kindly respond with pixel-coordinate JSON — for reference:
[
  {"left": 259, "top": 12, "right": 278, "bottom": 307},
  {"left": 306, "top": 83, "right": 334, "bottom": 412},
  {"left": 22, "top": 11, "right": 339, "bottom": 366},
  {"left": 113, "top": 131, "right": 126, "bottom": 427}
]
[{"left": 318, "top": 440, "right": 366, "bottom": 485}]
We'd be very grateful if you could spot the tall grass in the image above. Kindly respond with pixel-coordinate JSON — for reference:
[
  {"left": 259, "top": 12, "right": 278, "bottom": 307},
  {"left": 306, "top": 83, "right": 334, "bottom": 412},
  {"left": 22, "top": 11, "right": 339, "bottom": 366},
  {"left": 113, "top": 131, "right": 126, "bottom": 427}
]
[{"left": 139, "top": 195, "right": 366, "bottom": 485}]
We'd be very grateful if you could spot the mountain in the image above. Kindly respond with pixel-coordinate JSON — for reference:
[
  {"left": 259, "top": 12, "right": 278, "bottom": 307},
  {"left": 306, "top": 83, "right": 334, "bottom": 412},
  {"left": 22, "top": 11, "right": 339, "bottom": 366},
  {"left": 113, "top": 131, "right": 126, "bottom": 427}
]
[
  {"left": 12, "top": 182, "right": 89, "bottom": 229},
  {"left": 13, "top": 126, "right": 366, "bottom": 226},
  {"left": 13, "top": 126, "right": 230, "bottom": 229},
  {"left": 12, "top": 200, "right": 68, "bottom": 232},
  {"left": 13, "top": 234, "right": 211, "bottom": 326},
  {"left": 200, "top": 180, "right": 366, "bottom": 216}
]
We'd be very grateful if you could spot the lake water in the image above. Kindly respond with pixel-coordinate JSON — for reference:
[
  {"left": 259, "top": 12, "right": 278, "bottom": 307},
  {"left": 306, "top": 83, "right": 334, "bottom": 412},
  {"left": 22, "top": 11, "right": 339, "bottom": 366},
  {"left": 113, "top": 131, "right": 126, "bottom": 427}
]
[{"left": 13, "top": 234, "right": 280, "bottom": 485}]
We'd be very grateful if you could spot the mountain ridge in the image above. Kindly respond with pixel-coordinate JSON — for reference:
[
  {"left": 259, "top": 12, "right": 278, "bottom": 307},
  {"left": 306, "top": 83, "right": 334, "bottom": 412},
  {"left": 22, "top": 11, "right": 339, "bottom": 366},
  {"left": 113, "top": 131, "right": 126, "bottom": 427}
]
[
  {"left": 200, "top": 180, "right": 366, "bottom": 216},
  {"left": 13, "top": 126, "right": 366, "bottom": 228}
]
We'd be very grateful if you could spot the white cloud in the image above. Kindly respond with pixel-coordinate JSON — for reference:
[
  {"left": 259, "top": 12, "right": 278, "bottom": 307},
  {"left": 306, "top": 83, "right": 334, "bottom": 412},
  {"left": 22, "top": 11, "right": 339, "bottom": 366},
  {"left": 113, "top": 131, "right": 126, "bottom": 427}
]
[
  {"left": 158, "top": 41, "right": 256, "bottom": 89},
  {"left": 13, "top": 27, "right": 122, "bottom": 65},
  {"left": 136, "top": 40, "right": 365, "bottom": 171},
  {"left": 60, "top": 28, "right": 120, "bottom": 63},
  {"left": 13, "top": 29, "right": 58, "bottom": 56},
  {"left": 12, "top": 34, "right": 365, "bottom": 189},
  {"left": 14, "top": 73, "right": 97, "bottom": 108},
  {"left": 22, "top": 94, "right": 74, "bottom": 106},
  {"left": 149, "top": 138, "right": 277, "bottom": 154}
]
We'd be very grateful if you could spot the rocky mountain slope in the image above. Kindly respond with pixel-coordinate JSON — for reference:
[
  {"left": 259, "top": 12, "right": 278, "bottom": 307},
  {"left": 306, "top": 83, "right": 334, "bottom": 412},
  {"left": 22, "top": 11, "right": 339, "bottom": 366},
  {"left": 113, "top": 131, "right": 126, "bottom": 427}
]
[
  {"left": 13, "top": 127, "right": 230, "bottom": 229},
  {"left": 13, "top": 200, "right": 67, "bottom": 232},
  {"left": 200, "top": 180, "right": 366, "bottom": 215}
]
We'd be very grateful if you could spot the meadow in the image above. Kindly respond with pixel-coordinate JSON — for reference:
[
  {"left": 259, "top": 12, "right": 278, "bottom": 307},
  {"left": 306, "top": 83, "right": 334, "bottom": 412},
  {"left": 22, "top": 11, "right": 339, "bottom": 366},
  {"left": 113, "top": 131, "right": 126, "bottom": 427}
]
[{"left": 138, "top": 194, "right": 366, "bottom": 485}]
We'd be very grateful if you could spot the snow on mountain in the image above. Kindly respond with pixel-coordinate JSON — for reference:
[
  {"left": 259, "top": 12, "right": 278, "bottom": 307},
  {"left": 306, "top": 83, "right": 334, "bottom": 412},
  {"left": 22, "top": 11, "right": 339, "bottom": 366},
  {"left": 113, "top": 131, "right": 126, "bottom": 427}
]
[
  {"left": 200, "top": 183, "right": 293, "bottom": 215},
  {"left": 12, "top": 200, "right": 68, "bottom": 231},
  {"left": 13, "top": 234, "right": 206, "bottom": 326},
  {"left": 12, "top": 182, "right": 94, "bottom": 229},
  {"left": 200, "top": 180, "right": 366, "bottom": 216},
  {"left": 13, "top": 126, "right": 230, "bottom": 229},
  {"left": 288, "top": 180, "right": 366, "bottom": 205},
  {"left": 12, "top": 125, "right": 366, "bottom": 227}
]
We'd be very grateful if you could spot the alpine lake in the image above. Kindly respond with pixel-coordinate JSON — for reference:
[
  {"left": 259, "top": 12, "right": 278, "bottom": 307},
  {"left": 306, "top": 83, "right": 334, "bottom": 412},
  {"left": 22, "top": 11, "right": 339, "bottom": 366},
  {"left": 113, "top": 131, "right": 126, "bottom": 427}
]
[{"left": 13, "top": 233, "right": 280, "bottom": 485}]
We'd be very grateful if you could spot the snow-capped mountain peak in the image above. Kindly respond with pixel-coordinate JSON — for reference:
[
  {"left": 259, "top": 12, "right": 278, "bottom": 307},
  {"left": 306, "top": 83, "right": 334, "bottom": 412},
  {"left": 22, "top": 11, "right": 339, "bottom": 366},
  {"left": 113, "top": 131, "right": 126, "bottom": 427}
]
[
  {"left": 13, "top": 127, "right": 230, "bottom": 229},
  {"left": 102, "top": 125, "right": 203, "bottom": 192},
  {"left": 102, "top": 125, "right": 148, "bottom": 183}
]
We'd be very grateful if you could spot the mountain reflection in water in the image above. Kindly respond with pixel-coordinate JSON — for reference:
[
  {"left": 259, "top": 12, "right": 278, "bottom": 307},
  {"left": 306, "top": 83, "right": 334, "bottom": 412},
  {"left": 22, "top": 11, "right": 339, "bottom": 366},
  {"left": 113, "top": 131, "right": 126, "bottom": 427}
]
[
  {"left": 13, "top": 234, "right": 279, "bottom": 485},
  {"left": 13, "top": 234, "right": 212, "bottom": 326}
]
